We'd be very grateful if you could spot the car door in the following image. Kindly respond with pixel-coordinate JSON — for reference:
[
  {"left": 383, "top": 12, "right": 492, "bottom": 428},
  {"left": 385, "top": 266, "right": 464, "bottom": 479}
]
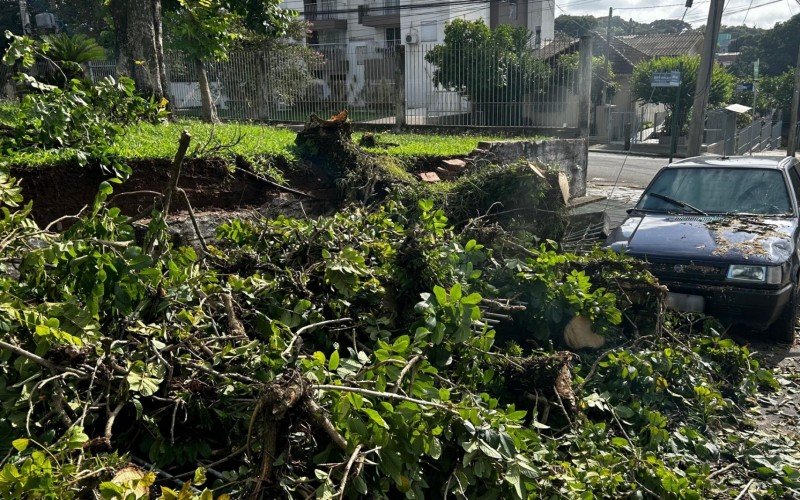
[{"left": 787, "top": 162, "right": 800, "bottom": 279}]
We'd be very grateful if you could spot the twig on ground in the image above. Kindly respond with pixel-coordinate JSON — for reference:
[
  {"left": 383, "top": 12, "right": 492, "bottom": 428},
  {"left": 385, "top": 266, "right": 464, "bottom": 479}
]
[
  {"left": 233, "top": 163, "right": 319, "bottom": 199},
  {"left": 393, "top": 355, "right": 422, "bottom": 394},
  {"left": 304, "top": 397, "right": 349, "bottom": 451},
  {"left": 177, "top": 188, "right": 210, "bottom": 254},
  {"left": 282, "top": 318, "right": 352, "bottom": 358},
  {"left": 0, "top": 340, "right": 86, "bottom": 377},
  {"left": 734, "top": 479, "right": 754, "bottom": 500},
  {"left": 222, "top": 293, "right": 247, "bottom": 337},
  {"left": 337, "top": 444, "right": 363, "bottom": 499},
  {"left": 707, "top": 462, "right": 738, "bottom": 480},
  {"left": 105, "top": 401, "right": 125, "bottom": 442},
  {"left": 314, "top": 385, "right": 455, "bottom": 414}
]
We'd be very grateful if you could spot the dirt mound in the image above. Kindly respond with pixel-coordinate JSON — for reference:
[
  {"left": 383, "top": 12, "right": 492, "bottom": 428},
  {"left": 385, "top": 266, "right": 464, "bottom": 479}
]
[{"left": 11, "top": 157, "right": 331, "bottom": 225}]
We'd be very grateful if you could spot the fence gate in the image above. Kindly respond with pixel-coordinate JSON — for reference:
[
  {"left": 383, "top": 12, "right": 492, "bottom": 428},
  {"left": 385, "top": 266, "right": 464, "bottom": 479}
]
[{"left": 608, "top": 111, "right": 638, "bottom": 144}]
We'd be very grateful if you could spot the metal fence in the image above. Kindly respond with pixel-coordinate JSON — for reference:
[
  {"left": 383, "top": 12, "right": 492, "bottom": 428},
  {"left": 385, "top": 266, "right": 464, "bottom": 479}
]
[
  {"left": 703, "top": 109, "right": 783, "bottom": 155},
  {"left": 88, "top": 38, "right": 584, "bottom": 129}
]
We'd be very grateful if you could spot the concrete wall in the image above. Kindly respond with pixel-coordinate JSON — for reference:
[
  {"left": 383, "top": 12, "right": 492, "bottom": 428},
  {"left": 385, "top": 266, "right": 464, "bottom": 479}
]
[{"left": 473, "top": 138, "right": 588, "bottom": 197}]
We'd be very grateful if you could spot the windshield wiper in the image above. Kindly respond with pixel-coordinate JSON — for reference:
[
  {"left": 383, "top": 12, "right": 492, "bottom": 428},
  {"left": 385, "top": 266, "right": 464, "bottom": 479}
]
[{"left": 648, "top": 192, "right": 708, "bottom": 216}]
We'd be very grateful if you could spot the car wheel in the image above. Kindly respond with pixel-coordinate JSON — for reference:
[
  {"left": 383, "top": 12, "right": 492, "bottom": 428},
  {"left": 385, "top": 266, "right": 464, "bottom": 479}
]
[{"left": 769, "top": 281, "right": 799, "bottom": 344}]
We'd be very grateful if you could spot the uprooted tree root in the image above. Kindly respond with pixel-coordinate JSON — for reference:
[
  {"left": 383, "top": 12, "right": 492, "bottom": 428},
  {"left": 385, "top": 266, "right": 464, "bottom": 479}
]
[
  {"left": 501, "top": 352, "right": 578, "bottom": 424},
  {"left": 294, "top": 112, "right": 410, "bottom": 202}
]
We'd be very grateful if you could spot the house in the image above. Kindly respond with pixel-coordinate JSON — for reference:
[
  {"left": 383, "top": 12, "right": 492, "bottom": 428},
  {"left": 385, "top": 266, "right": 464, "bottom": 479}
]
[
  {"left": 539, "top": 31, "right": 703, "bottom": 139},
  {"left": 279, "top": 0, "right": 555, "bottom": 121}
]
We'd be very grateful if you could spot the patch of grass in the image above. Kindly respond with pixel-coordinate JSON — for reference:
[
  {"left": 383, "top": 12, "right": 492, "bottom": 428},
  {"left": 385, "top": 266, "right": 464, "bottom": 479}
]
[
  {"left": 357, "top": 131, "right": 543, "bottom": 158},
  {"left": 113, "top": 121, "right": 299, "bottom": 161},
  {"left": 1, "top": 116, "right": 543, "bottom": 168}
]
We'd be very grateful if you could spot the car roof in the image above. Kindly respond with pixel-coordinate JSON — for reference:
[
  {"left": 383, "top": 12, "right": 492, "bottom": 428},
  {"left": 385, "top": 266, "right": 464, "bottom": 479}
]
[{"left": 668, "top": 155, "right": 794, "bottom": 170}]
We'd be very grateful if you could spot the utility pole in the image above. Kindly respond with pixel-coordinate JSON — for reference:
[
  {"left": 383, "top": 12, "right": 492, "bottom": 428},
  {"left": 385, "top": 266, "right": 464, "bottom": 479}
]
[
  {"left": 669, "top": 65, "right": 683, "bottom": 163},
  {"left": 750, "top": 59, "right": 759, "bottom": 156},
  {"left": 788, "top": 45, "right": 800, "bottom": 156},
  {"left": 686, "top": 0, "right": 724, "bottom": 157},
  {"left": 603, "top": 7, "right": 612, "bottom": 105}
]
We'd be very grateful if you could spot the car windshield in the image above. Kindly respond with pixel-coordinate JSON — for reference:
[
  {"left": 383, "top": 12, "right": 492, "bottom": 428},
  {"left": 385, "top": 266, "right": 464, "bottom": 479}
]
[{"left": 636, "top": 167, "right": 793, "bottom": 216}]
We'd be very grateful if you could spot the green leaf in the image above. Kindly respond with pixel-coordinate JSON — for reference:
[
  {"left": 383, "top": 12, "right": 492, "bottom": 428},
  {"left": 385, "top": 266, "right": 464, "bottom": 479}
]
[
  {"left": 461, "top": 292, "right": 482, "bottom": 305},
  {"left": 63, "top": 426, "right": 89, "bottom": 450},
  {"left": 611, "top": 436, "right": 629, "bottom": 448},
  {"left": 363, "top": 408, "right": 389, "bottom": 429},
  {"left": 11, "top": 438, "right": 28, "bottom": 452},
  {"left": 477, "top": 439, "right": 502, "bottom": 459},
  {"left": 433, "top": 286, "right": 447, "bottom": 305},
  {"left": 193, "top": 467, "right": 207, "bottom": 486},
  {"left": 127, "top": 361, "right": 166, "bottom": 396},
  {"left": 450, "top": 283, "right": 462, "bottom": 301},
  {"left": 329, "top": 350, "right": 340, "bottom": 371}
]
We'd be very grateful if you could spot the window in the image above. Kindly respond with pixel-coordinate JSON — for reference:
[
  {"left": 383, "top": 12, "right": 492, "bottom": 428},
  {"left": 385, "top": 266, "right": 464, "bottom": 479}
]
[
  {"left": 508, "top": 0, "right": 517, "bottom": 20},
  {"left": 386, "top": 27, "right": 401, "bottom": 48},
  {"left": 637, "top": 167, "right": 793, "bottom": 216},
  {"left": 421, "top": 21, "right": 437, "bottom": 42},
  {"left": 535, "top": 26, "right": 542, "bottom": 48}
]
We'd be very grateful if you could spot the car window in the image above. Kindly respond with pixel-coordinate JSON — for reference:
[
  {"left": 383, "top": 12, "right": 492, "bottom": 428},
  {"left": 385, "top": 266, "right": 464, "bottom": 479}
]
[{"left": 637, "top": 167, "right": 793, "bottom": 215}]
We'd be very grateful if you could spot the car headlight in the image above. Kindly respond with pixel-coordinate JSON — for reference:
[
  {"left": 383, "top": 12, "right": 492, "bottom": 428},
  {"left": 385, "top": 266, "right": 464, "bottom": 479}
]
[{"left": 726, "top": 265, "right": 782, "bottom": 284}]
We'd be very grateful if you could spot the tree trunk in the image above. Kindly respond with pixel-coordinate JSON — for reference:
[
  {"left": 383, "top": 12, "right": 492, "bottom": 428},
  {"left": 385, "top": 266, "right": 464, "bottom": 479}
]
[
  {"left": 152, "top": 0, "right": 172, "bottom": 112},
  {"left": 195, "top": 58, "right": 219, "bottom": 124},
  {"left": 109, "top": 0, "right": 166, "bottom": 100}
]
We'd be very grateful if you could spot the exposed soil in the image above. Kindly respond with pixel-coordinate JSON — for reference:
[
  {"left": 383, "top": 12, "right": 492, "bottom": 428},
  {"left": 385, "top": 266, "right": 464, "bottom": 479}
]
[{"left": 11, "top": 157, "right": 334, "bottom": 226}]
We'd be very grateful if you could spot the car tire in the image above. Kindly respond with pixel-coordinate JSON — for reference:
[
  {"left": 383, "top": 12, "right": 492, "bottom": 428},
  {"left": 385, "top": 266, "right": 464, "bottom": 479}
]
[{"left": 769, "top": 281, "right": 799, "bottom": 344}]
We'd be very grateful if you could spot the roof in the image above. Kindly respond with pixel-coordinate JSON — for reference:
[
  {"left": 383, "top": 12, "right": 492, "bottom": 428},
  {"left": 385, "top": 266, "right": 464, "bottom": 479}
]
[
  {"left": 725, "top": 104, "right": 752, "bottom": 114},
  {"left": 670, "top": 156, "right": 793, "bottom": 169},
  {"left": 616, "top": 33, "right": 704, "bottom": 58},
  {"left": 537, "top": 32, "right": 704, "bottom": 74}
]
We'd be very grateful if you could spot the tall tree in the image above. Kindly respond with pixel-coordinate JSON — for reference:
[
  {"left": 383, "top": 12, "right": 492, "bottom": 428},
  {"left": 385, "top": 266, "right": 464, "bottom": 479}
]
[
  {"left": 425, "top": 19, "right": 552, "bottom": 126},
  {"left": 631, "top": 55, "right": 734, "bottom": 135},
  {"left": 728, "top": 14, "right": 800, "bottom": 77},
  {"left": 108, "top": 0, "right": 169, "bottom": 101},
  {"left": 166, "top": 0, "right": 293, "bottom": 123},
  {"left": 554, "top": 15, "right": 598, "bottom": 38}
]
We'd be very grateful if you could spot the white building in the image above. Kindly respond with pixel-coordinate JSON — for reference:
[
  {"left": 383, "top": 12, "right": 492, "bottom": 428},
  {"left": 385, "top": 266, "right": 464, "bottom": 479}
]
[{"left": 280, "top": 0, "right": 555, "bottom": 120}]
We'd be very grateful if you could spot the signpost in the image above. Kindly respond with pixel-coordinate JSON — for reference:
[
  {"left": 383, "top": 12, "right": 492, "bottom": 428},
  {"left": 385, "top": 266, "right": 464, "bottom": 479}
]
[
  {"left": 651, "top": 71, "right": 682, "bottom": 88},
  {"left": 652, "top": 70, "right": 682, "bottom": 163}
]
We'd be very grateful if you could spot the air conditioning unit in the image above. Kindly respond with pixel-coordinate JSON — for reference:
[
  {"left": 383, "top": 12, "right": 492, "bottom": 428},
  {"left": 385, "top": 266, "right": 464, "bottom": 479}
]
[
  {"left": 35, "top": 13, "right": 58, "bottom": 30},
  {"left": 404, "top": 29, "right": 419, "bottom": 45}
]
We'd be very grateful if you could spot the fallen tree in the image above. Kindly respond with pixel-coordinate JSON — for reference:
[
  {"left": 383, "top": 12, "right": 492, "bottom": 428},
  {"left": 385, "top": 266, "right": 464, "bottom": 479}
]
[{"left": 0, "top": 126, "right": 798, "bottom": 500}]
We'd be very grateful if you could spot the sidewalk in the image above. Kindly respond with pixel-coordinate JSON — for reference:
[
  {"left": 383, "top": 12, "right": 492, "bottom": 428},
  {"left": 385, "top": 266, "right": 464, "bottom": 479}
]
[{"left": 589, "top": 142, "right": 792, "bottom": 159}]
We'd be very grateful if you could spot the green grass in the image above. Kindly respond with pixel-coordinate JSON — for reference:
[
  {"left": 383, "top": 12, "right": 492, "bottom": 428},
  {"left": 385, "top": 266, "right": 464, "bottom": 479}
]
[
  {"left": 2, "top": 118, "right": 543, "bottom": 168},
  {"left": 356, "top": 132, "right": 542, "bottom": 158}
]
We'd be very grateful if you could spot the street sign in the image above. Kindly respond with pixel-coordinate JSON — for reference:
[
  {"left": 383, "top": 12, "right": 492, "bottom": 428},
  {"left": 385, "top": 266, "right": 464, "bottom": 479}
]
[
  {"left": 736, "top": 83, "right": 754, "bottom": 91},
  {"left": 652, "top": 71, "right": 681, "bottom": 87}
]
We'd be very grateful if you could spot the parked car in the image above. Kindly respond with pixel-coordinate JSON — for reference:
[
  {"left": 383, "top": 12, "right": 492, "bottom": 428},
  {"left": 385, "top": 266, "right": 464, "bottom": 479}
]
[{"left": 605, "top": 156, "right": 800, "bottom": 342}]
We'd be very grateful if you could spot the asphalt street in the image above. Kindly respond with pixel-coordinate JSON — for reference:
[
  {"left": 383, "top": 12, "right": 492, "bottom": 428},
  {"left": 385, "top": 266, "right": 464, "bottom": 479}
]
[{"left": 587, "top": 152, "right": 669, "bottom": 188}]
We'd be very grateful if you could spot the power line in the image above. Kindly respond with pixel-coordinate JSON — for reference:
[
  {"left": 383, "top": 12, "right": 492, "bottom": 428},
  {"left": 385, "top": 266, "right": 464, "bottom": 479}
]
[{"left": 684, "top": 0, "right": 783, "bottom": 22}]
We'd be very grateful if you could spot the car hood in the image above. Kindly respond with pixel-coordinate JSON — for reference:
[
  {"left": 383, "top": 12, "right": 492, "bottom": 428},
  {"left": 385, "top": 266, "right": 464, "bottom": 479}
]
[{"left": 606, "top": 214, "right": 797, "bottom": 264}]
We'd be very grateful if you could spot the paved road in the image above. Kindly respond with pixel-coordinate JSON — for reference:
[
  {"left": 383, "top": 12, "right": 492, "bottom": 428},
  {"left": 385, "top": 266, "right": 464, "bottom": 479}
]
[{"left": 587, "top": 152, "right": 669, "bottom": 188}]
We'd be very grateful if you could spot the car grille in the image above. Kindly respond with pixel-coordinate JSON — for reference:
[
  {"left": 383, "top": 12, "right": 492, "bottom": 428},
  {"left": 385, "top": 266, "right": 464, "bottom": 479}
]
[{"left": 645, "top": 259, "right": 728, "bottom": 285}]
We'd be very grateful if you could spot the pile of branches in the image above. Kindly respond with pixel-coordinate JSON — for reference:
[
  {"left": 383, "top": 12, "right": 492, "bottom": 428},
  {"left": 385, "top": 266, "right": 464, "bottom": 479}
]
[{"left": 0, "top": 131, "right": 798, "bottom": 500}]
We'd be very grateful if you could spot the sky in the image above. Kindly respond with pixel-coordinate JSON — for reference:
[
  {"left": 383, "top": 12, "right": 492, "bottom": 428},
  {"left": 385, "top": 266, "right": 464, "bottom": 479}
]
[{"left": 556, "top": 0, "right": 797, "bottom": 29}]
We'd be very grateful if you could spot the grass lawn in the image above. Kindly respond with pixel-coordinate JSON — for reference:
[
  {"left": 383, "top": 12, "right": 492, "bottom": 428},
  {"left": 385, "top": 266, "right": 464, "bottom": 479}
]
[{"left": 3, "top": 119, "right": 542, "bottom": 168}]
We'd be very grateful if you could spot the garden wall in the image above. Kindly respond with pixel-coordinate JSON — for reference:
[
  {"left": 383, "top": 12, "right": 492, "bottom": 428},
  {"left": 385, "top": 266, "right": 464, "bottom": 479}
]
[{"left": 471, "top": 138, "right": 588, "bottom": 198}]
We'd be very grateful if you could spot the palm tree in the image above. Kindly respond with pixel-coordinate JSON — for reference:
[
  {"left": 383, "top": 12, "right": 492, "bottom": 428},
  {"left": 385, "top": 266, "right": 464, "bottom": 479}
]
[{"left": 40, "top": 33, "right": 106, "bottom": 84}]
